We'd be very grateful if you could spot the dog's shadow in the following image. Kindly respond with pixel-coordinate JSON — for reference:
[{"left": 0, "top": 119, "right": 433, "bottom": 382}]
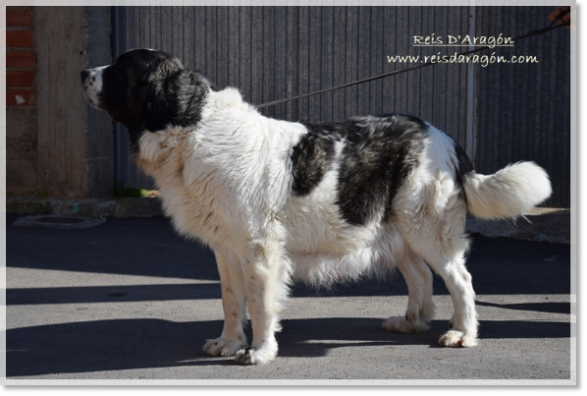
[{"left": 7, "top": 316, "right": 569, "bottom": 377}]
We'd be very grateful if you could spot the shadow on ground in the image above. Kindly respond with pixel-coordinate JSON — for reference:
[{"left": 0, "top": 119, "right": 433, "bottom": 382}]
[{"left": 7, "top": 316, "right": 570, "bottom": 377}]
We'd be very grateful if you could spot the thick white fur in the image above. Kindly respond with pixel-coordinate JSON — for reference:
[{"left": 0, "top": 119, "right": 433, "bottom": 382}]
[
  {"left": 135, "top": 87, "right": 551, "bottom": 364},
  {"left": 463, "top": 162, "right": 552, "bottom": 219}
]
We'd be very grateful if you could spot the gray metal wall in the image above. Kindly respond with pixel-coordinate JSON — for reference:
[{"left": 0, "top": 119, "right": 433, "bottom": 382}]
[
  {"left": 473, "top": 6, "right": 570, "bottom": 208},
  {"left": 112, "top": 6, "right": 570, "bottom": 207}
]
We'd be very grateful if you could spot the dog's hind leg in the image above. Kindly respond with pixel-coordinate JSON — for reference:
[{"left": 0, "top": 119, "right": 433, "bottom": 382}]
[
  {"left": 413, "top": 256, "right": 435, "bottom": 323},
  {"left": 203, "top": 250, "right": 248, "bottom": 357},
  {"left": 423, "top": 244, "right": 478, "bottom": 347},
  {"left": 383, "top": 250, "right": 434, "bottom": 333},
  {"left": 399, "top": 215, "right": 479, "bottom": 347},
  {"left": 234, "top": 239, "right": 291, "bottom": 365},
  {"left": 394, "top": 173, "right": 478, "bottom": 347}
]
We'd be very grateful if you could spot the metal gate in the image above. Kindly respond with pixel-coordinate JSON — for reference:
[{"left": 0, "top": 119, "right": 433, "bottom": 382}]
[{"left": 111, "top": 6, "right": 570, "bottom": 207}]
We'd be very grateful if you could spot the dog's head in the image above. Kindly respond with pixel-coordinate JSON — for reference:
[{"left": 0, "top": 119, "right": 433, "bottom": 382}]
[{"left": 81, "top": 49, "right": 210, "bottom": 148}]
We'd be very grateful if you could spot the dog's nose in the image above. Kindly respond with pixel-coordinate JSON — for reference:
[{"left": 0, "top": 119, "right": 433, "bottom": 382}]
[{"left": 80, "top": 70, "right": 90, "bottom": 83}]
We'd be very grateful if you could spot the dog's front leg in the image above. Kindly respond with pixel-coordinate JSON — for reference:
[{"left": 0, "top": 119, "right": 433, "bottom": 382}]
[
  {"left": 203, "top": 250, "right": 248, "bottom": 357},
  {"left": 234, "top": 240, "right": 288, "bottom": 365}
]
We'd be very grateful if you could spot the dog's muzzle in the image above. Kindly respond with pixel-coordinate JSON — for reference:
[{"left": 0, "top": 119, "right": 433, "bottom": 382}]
[{"left": 81, "top": 66, "right": 106, "bottom": 109}]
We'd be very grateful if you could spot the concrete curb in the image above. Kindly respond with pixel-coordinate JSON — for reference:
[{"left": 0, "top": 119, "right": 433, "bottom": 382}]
[
  {"left": 7, "top": 196, "right": 570, "bottom": 244},
  {"left": 466, "top": 208, "right": 570, "bottom": 244},
  {"left": 7, "top": 196, "right": 163, "bottom": 219}
]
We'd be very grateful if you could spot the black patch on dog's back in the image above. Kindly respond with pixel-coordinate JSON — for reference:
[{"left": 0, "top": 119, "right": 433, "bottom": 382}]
[
  {"left": 335, "top": 115, "right": 427, "bottom": 225},
  {"left": 290, "top": 123, "right": 338, "bottom": 196},
  {"left": 291, "top": 114, "right": 428, "bottom": 226}
]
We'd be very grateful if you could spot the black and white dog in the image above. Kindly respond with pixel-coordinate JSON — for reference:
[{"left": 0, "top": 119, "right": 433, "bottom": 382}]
[{"left": 81, "top": 49, "right": 551, "bottom": 365}]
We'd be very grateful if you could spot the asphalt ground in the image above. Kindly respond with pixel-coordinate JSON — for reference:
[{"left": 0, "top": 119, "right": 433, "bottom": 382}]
[{"left": 4, "top": 213, "right": 573, "bottom": 383}]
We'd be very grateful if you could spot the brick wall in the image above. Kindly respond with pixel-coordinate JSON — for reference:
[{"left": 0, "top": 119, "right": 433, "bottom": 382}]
[
  {"left": 6, "top": 6, "right": 38, "bottom": 195},
  {"left": 7, "top": 7, "right": 36, "bottom": 106}
]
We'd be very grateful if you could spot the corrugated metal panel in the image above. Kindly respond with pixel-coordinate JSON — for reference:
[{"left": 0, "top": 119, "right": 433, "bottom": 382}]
[
  {"left": 473, "top": 7, "right": 570, "bottom": 207},
  {"left": 111, "top": 6, "right": 570, "bottom": 207}
]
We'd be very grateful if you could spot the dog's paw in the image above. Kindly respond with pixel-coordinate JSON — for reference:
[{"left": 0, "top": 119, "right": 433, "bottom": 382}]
[
  {"left": 438, "top": 330, "right": 478, "bottom": 347},
  {"left": 382, "top": 316, "right": 430, "bottom": 333},
  {"left": 203, "top": 337, "right": 247, "bottom": 357},
  {"left": 235, "top": 347, "right": 257, "bottom": 365},
  {"left": 234, "top": 339, "right": 278, "bottom": 365}
]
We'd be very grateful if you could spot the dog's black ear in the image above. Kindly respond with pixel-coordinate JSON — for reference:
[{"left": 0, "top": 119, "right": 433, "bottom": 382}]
[
  {"left": 164, "top": 70, "right": 210, "bottom": 127},
  {"left": 139, "top": 78, "right": 175, "bottom": 132},
  {"left": 138, "top": 69, "right": 209, "bottom": 131}
]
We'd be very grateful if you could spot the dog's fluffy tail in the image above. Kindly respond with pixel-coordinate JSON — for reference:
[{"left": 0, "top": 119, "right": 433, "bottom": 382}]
[{"left": 463, "top": 162, "right": 552, "bottom": 220}]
